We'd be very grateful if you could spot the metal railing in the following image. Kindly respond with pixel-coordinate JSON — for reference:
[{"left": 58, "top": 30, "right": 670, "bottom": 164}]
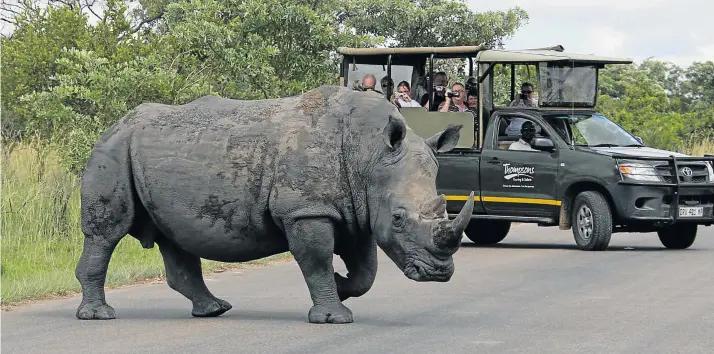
[{"left": 612, "top": 153, "right": 714, "bottom": 223}]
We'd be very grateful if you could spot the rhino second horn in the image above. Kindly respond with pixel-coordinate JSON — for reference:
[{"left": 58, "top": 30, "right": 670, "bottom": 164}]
[{"left": 422, "top": 194, "right": 447, "bottom": 218}]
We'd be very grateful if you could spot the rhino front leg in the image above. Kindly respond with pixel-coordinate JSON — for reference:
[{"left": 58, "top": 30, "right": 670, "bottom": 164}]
[
  {"left": 155, "top": 237, "right": 232, "bottom": 317},
  {"left": 285, "top": 217, "right": 353, "bottom": 324},
  {"left": 335, "top": 236, "right": 377, "bottom": 301}
]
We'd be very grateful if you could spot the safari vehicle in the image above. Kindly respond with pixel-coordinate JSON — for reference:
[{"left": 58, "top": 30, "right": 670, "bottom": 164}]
[{"left": 336, "top": 44, "right": 714, "bottom": 251}]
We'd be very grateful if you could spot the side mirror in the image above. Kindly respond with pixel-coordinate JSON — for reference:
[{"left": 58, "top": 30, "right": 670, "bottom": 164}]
[
  {"left": 635, "top": 136, "right": 644, "bottom": 145},
  {"left": 531, "top": 137, "right": 555, "bottom": 152}
]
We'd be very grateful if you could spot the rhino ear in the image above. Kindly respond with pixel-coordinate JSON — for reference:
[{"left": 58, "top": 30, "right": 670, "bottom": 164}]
[
  {"left": 426, "top": 124, "right": 463, "bottom": 153},
  {"left": 382, "top": 115, "right": 407, "bottom": 150}
]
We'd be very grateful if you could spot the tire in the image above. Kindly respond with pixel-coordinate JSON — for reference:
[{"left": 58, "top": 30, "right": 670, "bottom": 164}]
[
  {"left": 464, "top": 220, "right": 511, "bottom": 245},
  {"left": 657, "top": 224, "right": 697, "bottom": 249},
  {"left": 571, "top": 191, "right": 612, "bottom": 251}
]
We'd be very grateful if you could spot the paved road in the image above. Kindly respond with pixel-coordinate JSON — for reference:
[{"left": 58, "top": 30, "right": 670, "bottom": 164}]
[{"left": 3, "top": 224, "right": 714, "bottom": 354}]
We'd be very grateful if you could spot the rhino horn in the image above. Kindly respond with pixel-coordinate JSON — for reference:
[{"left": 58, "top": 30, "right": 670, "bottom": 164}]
[{"left": 432, "top": 191, "right": 475, "bottom": 253}]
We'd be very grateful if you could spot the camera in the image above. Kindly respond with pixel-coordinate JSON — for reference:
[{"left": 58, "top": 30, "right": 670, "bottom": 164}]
[
  {"left": 354, "top": 83, "right": 373, "bottom": 92},
  {"left": 434, "top": 85, "right": 447, "bottom": 97},
  {"left": 447, "top": 90, "right": 460, "bottom": 98},
  {"left": 465, "top": 77, "right": 478, "bottom": 96}
]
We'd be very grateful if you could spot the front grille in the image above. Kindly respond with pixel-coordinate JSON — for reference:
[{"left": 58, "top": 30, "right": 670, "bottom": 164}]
[
  {"left": 661, "top": 175, "right": 708, "bottom": 183},
  {"left": 662, "top": 194, "right": 714, "bottom": 207},
  {"left": 655, "top": 164, "right": 710, "bottom": 184}
]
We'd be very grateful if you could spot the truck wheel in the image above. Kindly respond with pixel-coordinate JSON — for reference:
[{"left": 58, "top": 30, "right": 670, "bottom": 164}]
[
  {"left": 464, "top": 220, "right": 511, "bottom": 245},
  {"left": 657, "top": 224, "right": 697, "bottom": 249},
  {"left": 571, "top": 191, "right": 612, "bottom": 251}
]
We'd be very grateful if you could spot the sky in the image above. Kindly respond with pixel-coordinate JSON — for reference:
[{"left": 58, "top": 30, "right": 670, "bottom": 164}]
[
  {"left": 3, "top": 0, "right": 711, "bottom": 68},
  {"left": 466, "top": 0, "right": 714, "bottom": 68}
]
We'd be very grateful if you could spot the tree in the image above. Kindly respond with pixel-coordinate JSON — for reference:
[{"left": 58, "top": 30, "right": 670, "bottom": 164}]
[
  {"left": 339, "top": 0, "right": 528, "bottom": 48},
  {"left": 3, "top": 0, "right": 534, "bottom": 173},
  {"left": 156, "top": 0, "right": 379, "bottom": 100},
  {"left": 596, "top": 58, "right": 714, "bottom": 151},
  {"left": 337, "top": 0, "right": 528, "bottom": 79},
  {"left": 683, "top": 61, "right": 714, "bottom": 109}
]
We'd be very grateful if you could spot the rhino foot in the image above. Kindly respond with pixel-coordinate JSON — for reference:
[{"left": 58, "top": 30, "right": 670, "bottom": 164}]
[
  {"left": 76, "top": 302, "right": 116, "bottom": 320},
  {"left": 191, "top": 297, "right": 232, "bottom": 317},
  {"left": 308, "top": 304, "right": 353, "bottom": 324}
]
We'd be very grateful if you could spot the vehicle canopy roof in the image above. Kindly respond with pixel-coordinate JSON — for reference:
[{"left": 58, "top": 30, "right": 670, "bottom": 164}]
[
  {"left": 336, "top": 44, "right": 489, "bottom": 65},
  {"left": 474, "top": 46, "right": 632, "bottom": 66},
  {"left": 337, "top": 44, "right": 633, "bottom": 66}
]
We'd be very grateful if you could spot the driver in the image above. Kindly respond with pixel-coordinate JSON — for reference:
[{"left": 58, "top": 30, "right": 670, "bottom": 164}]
[{"left": 509, "top": 121, "right": 538, "bottom": 151}]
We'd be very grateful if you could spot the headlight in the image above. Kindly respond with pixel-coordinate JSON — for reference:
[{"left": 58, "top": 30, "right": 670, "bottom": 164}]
[
  {"left": 618, "top": 163, "right": 662, "bottom": 182},
  {"left": 706, "top": 162, "right": 714, "bottom": 182}
]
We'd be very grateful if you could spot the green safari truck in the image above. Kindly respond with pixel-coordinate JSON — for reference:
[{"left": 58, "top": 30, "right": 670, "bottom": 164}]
[{"left": 337, "top": 44, "right": 714, "bottom": 251}]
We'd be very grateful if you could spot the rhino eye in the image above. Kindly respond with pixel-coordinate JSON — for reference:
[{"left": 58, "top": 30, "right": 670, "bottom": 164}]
[{"left": 392, "top": 208, "right": 406, "bottom": 228}]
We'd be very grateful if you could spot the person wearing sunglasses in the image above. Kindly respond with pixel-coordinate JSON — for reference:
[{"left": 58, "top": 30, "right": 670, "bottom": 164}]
[
  {"left": 509, "top": 82, "right": 537, "bottom": 108},
  {"left": 504, "top": 82, "right": 538, "bottom": 136},
  {"left": 508, "top": 120, "right": 538, "bottom": 151}
]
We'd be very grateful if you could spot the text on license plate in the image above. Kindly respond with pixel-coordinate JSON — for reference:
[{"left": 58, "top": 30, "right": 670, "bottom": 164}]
[{"left": 679, "top": 206, "right": 703, "bottom": 217}]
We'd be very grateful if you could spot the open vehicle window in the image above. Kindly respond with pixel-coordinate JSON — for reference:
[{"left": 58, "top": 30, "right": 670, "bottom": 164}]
[
  {"left": 481, "top": 63, "right": 540, "bottom": 108},
  {"left": 546, "top": 113, "right": 642, "bottom": 147},
  {"left": 346, "top": 64, "right": 413, "bottom": 92},
  {"left": 495, "top": 115, "right": 548, "bottom": 151}
]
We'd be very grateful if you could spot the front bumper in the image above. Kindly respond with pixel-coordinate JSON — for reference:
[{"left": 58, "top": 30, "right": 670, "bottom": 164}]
[
  {"left": 609, "top": 154, "right": 714, "bottom": 226},
  {"left": 609, "top": 183, "right": 714, "bottom": 224}
]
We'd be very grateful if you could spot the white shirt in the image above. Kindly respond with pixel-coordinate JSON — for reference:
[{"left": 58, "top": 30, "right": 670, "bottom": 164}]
[
  {"left": 508, "top": 138, "right": 538, "bottom": 151},
  {"left": 397, "top": 98, "right": 423, "bottom": 108}
]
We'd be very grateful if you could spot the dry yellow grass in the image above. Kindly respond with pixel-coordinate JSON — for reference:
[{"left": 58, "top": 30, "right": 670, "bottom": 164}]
[{"left": 683, "top": 138, "right": 714, "bottom": 156}]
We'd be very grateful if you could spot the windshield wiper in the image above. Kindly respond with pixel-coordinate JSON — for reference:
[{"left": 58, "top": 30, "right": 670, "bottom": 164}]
[
  {"left": 621, "top": 144, "right": 644, "bottom": 147},
  {"left": 588, "top": 143, "right": 621, "bottom": 147}
]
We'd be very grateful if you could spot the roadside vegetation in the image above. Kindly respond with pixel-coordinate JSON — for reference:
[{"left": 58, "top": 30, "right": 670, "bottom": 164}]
[
  {"left": 1, "top": 0, "right": 712, "bottom": 306},
  {"left": 0, "top": 140, "right": 292, "bottom": 306}
]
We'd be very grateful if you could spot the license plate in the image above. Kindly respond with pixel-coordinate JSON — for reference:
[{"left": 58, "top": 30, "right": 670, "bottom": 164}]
[{"left": 679, "top": 206, "right": 703, "bottom": 217}]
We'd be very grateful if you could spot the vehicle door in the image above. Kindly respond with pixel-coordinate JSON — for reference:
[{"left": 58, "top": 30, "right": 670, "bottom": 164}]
[
  {"left": 479, "top": 113, "right": 560, "bottom": 217},
  {"left": 436, "top": 151, "right": 484, "bottom": 215},
  {"left": 400, "top": 107, "right": 486, "bottom": 216}
]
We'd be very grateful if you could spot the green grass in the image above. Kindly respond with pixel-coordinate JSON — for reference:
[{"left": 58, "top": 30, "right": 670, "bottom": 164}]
[{"left": 1, "top": 141, "right": 292, "bottom": 308}]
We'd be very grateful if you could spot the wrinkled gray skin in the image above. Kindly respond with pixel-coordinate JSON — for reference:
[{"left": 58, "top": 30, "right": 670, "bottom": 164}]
[{"left": 75, "top": 85, "right": 475, "bottom": 324}]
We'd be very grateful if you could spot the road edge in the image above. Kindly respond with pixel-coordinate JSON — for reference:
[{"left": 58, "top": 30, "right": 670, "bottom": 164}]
[{"left": 1, "top": 252, "right": 295, "bottom": 312}]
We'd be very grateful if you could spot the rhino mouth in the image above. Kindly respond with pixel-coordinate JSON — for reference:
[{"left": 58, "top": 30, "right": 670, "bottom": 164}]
[{"left": 403, "top": 254, "right": 455, "bottom": 282}]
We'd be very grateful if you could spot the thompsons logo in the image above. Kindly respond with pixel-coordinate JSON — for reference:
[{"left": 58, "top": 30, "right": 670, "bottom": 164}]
[{"left": 503, "top": 163, "right": 534, "bottom": 180}]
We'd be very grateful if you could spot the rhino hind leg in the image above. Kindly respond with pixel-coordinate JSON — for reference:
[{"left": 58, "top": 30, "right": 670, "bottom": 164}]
[
  {"left": 75, "top": 189, "right": 135, "bottom": 320},
  {"left": 75, "top": 236, "right": 124, "bottom": 320},
  {"left": 155, "top": 236, "right": 232, "bottom": 317},
  {"left": 284, "top": 217, "right": 353, "bottom": 324}
]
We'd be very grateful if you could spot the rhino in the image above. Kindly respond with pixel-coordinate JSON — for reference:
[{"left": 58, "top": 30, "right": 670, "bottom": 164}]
[{"left": 75, "top": 85, "right": 475, "bottom": 324}]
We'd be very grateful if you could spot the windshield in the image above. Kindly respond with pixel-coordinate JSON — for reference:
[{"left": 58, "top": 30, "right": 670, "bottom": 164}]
[
  {"left": 546, "top": 113, "right": 642, "bottom": 147},
  {"left": 538, "top": 62, "right": 597, "bottom": 108}
]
